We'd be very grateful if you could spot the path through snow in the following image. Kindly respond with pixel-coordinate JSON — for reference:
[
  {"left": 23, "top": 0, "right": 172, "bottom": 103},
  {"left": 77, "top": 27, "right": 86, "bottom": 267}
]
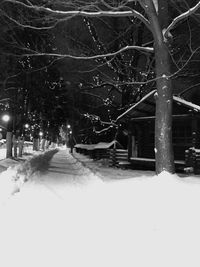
[{"left": 0, "top": 148, "right": 200, "bottom": 267}]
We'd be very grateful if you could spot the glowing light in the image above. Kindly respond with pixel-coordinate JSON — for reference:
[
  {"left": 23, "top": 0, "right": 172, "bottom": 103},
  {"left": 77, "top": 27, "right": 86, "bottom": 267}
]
[
  {"left": 25, "top": 123, "right": 29, "bottom": 128},
  {"left": 2, "top": 114, "right": 10, "bottom": 122},
  {"left": 39, "top": 132, "right": 43, "bottom": 137}
]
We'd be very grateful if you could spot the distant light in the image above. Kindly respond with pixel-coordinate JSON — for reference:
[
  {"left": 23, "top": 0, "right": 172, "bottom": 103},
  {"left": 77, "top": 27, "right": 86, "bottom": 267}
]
[
  {"left": 39, "top": 132, "right": 43, "bottom": 137},
  {"left": 67, "top": 124, "right": 71, "bottom": 129},
  {"left": 0, "top": 128, "right": 2, "bottom": 132},
  {"left": 2, "top": 114, "right": 10, "bottom": 122},
  {"left": 25, "top": 123, "right": 29, "bottom": 128},
  {"left": 69, "top": 130, "right": 72, "bottom": 134}
]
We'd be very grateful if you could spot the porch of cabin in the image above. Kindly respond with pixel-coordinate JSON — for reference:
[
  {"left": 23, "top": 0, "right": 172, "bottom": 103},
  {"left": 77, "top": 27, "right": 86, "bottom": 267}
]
[
  {"left": 116, "top": 90, "right": 200, "bottom": 173},
  {"left": 126, "top": 115, "right": 200, "bottom": 172}
]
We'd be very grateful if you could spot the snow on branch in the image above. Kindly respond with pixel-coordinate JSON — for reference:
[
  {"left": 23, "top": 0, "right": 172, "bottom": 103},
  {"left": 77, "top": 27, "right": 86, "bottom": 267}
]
[
  {"left": 164, "top": 1, "right": 200, "bottom": 38},
  {"left": 2, "top": 0, "right": 150, "bottom": 29},
  {"left": 1, "top": 10, "right": 55, "bottom": 30},
  {"left": 93, "top": 125, "right": 113, "bottom": 135},
  {"left": 15, "top": 45, "right": 154, "bottom": 60},
  {"left": 169, "top": 45, "right": 200, "bottom": 79}
]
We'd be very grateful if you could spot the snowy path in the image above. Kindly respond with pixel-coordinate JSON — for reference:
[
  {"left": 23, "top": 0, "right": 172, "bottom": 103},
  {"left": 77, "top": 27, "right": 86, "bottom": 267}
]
[{"left": 0, "top": 148, "right": 200, "bottom": 267}]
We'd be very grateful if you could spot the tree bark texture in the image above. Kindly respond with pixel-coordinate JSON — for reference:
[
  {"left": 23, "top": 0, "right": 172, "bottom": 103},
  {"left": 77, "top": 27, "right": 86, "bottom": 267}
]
[
  {"left": 6, "top": 132, "right": 13, "bottom": 158},
  {"left": 144, "top": 0, "right": 175, "bottom": 174},
  {"left": 18, "top": 137, "right": 25, "bottom": 157},
  {"left": 12, "top": 134, "right": 18, "bottom": 158},
  {"left": 45, "top": 140, "right": 50, "bottom": 150},
  {"left": 41, "top": 138, "right": 46, "bottom": 151},
  {"left": 154, "top": 43, "right": 174, "bottom": 174},
  {"left": 33, "top": 138, "right": 39, "bottom": 151}
]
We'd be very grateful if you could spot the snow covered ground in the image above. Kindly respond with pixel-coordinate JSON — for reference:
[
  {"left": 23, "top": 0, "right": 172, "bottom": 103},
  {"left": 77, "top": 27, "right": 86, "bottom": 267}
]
[{"left": 0, "top": 147, "right": 200, "bottom": 267}]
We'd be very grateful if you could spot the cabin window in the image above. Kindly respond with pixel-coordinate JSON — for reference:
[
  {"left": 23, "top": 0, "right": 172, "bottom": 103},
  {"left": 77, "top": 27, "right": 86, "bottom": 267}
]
[{"left": 172, "top": 122, "right": 192, "bottom": 145}]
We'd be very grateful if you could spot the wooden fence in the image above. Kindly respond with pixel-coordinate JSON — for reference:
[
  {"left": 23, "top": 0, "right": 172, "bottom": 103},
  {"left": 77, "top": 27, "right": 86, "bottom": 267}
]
[
  {"left": 75, "top": 143, "right": 130, "bottom": 169},
  {"left": 109, "top": 149, "right": 130, "bottom": 168},
  {"left": 185, "top": 147, "right": 200, "bottom": 174}
]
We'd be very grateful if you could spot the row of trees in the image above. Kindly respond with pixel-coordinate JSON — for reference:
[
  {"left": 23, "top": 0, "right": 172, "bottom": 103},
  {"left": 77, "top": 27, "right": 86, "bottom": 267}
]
[
  {"left": 1, "top": 0, "right": 200, "bottom": 173},
  {"left": 0, "top": 4, "right": 73, "bottom": 157}
]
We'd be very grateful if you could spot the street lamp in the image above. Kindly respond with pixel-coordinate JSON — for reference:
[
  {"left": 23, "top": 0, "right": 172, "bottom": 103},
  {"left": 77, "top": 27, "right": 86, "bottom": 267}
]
[
  {"left": 1, "top": 114, "right": 13, "bottom": 158},
  {"left": 2, "top": 114, "right": 10, "bottom": 122}
]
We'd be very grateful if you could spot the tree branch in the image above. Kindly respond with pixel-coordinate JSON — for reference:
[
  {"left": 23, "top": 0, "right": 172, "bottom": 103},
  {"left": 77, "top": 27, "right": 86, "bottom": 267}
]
[
  {"left": 164, "top": 1, "right": 200, "bottom": 38},
  {"left": 11, "top": 44, "right": 154, "bottom": 59},
  {"left": 2, "top": 0, "right": 151, "bottom": 29},
  {"left": 0, "top": 9, "right": 57, "bottom": 30}
]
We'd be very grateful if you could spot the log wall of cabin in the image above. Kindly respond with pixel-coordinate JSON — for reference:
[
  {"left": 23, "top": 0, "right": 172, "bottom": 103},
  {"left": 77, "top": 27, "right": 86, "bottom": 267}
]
[
  {"left": 172, "top": 119, "right": 192, "bottom": 160},
  {"left": 135, "top": 121, "right": 155, "bottom": 159},
  {"left": 130, "top": 116, "right": 200, "bottom": 160}
]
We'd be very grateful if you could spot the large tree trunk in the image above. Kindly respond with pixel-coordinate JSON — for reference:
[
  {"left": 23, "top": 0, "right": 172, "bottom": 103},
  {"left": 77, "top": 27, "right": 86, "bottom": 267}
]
[
  {"left": 6, "top": 132, "right": 13, "bottom": 158},
  {"left": 50, "top": 142, "right": 57, "bottom": 149},
  {"left": 33, "top": 138, "right": 39, "bottom": 151},
  {"left": 18, "top": 137, "right": 25, "bottom": 157},
  {"left": 144, "top": 0, "right": 175, "bottom": 174},
  {"left": 40, "top": 138, "right": 46, "bottom": 151},
  {"left": 12, "top": 134, "right": 18, "bottom": 158},
  {"left": 154, "top": 43, "right": 174, "bottom": 174},
  {"left": 45, "top": 140, "right": 50, "bottom": 150}
]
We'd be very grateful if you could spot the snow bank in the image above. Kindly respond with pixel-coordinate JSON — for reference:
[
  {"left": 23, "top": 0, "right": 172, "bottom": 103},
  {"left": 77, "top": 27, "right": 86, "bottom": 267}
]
[
  {"left": 0, "top": 157, "right": 25, "bottom": 203},
  {"left": 1, "top": 150, "right": 200, "bottom": 267},
  {"left": 2, "top": 165, "right": 200, "bottom": 267},
  {"left": 16, "top": 148, "right": 59, "bottom": 178},
  {"left": 0, "top": 169, "right": 21, "bottom": 203},
  {"left": 0, "top": 158, "right": 20, "bottom": 168},
  {"left": 0, "top": 148, "right": 6, "bottom": 160},
  {"left": 0, "top": 149, "right": 59, "bottom": 204},
  {"left": 156, "top": 170, "right": 200, "bottom": 184}
]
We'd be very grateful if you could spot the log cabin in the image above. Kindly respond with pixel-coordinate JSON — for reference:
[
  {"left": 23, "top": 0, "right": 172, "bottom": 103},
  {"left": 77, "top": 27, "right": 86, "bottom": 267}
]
[{"left": 116, "top": 89, "right": 200, "bottom": 172}]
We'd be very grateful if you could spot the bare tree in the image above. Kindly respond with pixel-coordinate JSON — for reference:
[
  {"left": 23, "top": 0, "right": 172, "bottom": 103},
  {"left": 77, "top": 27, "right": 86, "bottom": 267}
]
[{"left": 1, "top": 0, "right": 200, "bottom": 173}]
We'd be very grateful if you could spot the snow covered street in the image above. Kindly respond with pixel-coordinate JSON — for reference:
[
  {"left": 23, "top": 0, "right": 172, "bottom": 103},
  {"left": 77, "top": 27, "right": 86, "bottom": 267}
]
[{"left": 0, "top": 148, "right": 200, "bottom": 267}]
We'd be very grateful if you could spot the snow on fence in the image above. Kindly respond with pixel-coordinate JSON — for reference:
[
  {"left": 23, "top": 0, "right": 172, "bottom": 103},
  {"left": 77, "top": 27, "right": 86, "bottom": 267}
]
[
  {"left": 109, "top": 149, "right": 130, "bottom": 168},
  {"left": 75, "top": 143, "right": 192, "bottom": 172},
  {"left": 185, "top": 147, "right": 200, "bottom": 174},
  {"left": 23, "top": 141, "right": 33, "bottom": 154},
  {"left": 0, "top": 139, "right": 33, "bottom": 155},
  {"left": 0, "top": 139, "right": 6, "bottom": 148},
  {"left": 74, "top": 142, "right": 129, "bottom": 168}
]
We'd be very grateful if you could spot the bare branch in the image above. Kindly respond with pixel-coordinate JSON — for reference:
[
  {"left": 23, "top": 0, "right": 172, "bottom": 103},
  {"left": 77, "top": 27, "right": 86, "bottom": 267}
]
[
  {"left": 12, "top": 44, "right": 154, "bottom": 59},
  {"left": 81, "top": 91, "right": 105, "bottom": 102},
  {"left": 82, "top": 82, "right": 117, "bottom": 90},
  {"left": 179, "top": 82, "right": 200, "bottom": 96},
  {"left": 164, "top": 1, "right": 200, "bottom": 37},
  {"left": 93, "top": 125, "right": 114, "bottom": 134},
  {"left": 2, "top": 0, "right": 151, "bottom": 29},
  {"left": 0, "top": 9, "right": 58, "bottom": 30},
  {"left": 169, "top": 45, "right": 200, "bottom": 79}
]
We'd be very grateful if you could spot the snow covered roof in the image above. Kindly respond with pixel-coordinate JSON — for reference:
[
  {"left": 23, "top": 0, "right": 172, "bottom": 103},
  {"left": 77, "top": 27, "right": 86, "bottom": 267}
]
[
  {"left": 173, "top": 96, "right": 200, "bottom": 112},
  {"left": 116, "top": 90, "right": 156, "bottom": 122},
  {"left": 94, "top": 140, "right": 118, "bottom": 149},
  {"left": 74, "top": 144, "right": 96, "bottom": 150},
  {"left": 75, "top": 140, "right": 122, "bottom": 150},
  {"left": 116, "top": 90, "right": 200, "bottom": 122}
]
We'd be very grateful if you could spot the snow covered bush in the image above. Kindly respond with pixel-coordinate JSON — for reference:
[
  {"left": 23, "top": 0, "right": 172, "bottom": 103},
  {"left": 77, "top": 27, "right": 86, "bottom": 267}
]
[{"left": 16, "top": 149, "right": 59, "bottom": 181}]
